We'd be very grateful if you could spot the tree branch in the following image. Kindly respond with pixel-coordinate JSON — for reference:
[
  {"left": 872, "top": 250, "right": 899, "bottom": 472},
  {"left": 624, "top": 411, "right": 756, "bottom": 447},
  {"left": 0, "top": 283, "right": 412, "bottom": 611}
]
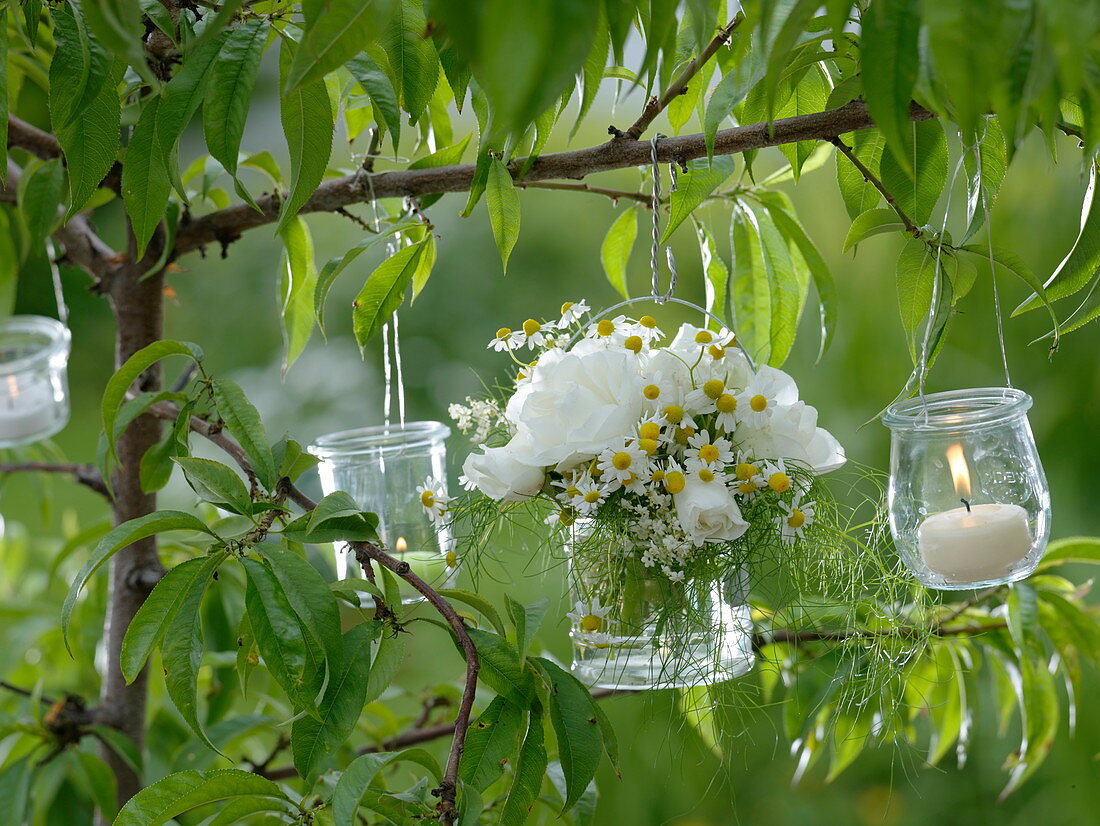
[
  {"left": 7, "top": 115, "right": 123, "bottom": 195},
  {"left": 0, "top": 462, "right": 111, "bottom": 499},
  {"left": 621, "top": 13, "right": 745, "bottom": 140},
  {"left": 173, "top": 99, "right": 935, "bottom": 256},
  {"left": 829, "top": 135, "right": 921, "bottom": 236},
  {"left": 516, "top": 181, "right": 653, "bottom": 206}
]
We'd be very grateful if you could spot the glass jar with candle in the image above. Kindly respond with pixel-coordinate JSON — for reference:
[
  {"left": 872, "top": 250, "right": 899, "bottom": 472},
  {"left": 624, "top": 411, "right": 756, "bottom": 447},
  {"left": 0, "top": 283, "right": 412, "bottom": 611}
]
[
  {"left": 882, "top": 388, "right": 1051, "bottom": 590},
  {"left": 310, "top": 422, "right": 458, "bottom": 601},
  {"left": 0, "top": 316, "right": 72, "bottom": 448}
]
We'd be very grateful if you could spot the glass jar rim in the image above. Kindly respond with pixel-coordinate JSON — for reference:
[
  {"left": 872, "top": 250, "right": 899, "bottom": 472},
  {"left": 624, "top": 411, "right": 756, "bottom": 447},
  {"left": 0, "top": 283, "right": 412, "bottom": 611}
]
[
  {"left": 310, "top": 421, "right": 451, "bottom": 459},
  {"left": 0, "top": 315, "right": 72, "bottom": 375},
  {"left": 882, "top": 387, "right": 1032, "bottom": 432}
]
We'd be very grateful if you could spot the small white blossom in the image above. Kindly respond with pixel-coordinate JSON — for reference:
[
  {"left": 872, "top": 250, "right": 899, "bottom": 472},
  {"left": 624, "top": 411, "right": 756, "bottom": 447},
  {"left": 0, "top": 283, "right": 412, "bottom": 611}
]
[
  {"left": 558, "top": 300, "right": 590, "bottom": 326},
  {"left": 777, "top": 495, "right": 816, "bottom": 543},
  {"left": 487, "top": 327, "right": 524, "bottom": 352},
  {"left": 415, "top": 477, "right": 450, "bottom": 524},
  {"left": 684, "top": 430, "right": 735, "bottom": 467},
  {"left": 596, "top": 439, "right": 650, "bottom": 485}
]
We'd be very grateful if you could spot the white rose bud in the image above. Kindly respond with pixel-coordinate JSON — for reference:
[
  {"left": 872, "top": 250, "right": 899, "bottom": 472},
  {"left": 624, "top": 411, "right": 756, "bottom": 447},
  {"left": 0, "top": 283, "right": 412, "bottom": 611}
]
[
  {"left": 461, "top": 442, "right": 545, "bottom": 502},
  {"left": 674, "top": 478, "right": 749, "bottom": 546}
]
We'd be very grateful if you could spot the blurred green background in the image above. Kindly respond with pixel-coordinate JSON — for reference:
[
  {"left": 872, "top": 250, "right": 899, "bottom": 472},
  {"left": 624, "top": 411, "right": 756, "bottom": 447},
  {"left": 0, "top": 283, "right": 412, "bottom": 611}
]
[{"left": 3, "top": 95, "right": 1099, "bottom": 824}]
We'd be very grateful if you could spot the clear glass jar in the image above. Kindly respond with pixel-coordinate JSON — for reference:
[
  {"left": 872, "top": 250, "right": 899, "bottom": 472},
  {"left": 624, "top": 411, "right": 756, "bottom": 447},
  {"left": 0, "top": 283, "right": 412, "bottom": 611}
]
[
  {"left": 0, "top": 316, "right": 71, "bottom": 448},
  {"left": 310, "top": 422, "right": 457, "bottom": 599},
  {"left": 566, "top": 520, "right": 755, "bottom": 690},
  {"left": 882, "top": 388, "right": 1050, "bottom": 590}
]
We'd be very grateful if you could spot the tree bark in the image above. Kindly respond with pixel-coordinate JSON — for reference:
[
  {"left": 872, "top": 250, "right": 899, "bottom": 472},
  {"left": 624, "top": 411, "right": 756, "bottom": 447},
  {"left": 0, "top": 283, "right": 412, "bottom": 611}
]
[{"left": 97, "top": 262, "right": 166, "bottom": 817}]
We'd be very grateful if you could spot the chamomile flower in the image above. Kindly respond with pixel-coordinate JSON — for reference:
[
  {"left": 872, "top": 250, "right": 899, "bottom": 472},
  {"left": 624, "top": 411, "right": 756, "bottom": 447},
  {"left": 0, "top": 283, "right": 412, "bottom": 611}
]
[
  {"left": 518, "top": 318, "right": 552, "bottom": 349},
  {"left": 634, "top": 314, "right": 665, "bottom": 343},
  {"left": 583, "top": 314, "right": 631, "bottom": 345},
  {"left": 713, "top": 390, "right": 739, "bottom": 432},
  {"left": 441, "top": 547, "right": 461, "bottom": 570},
  {"left": 656, "top": 404, "right": 697, "bottom": 433},
  {"left": 777, "top": 496, "right": 816, "bottom": 543},
  {"left": 684, "top": 430, "right": 735, "bottom": 467},
  {"left": 619, "top": 471, "right": 648, "bottom": 495},
  {"left": 735, "top": 366, "right": 800, "bottom": 427},
  {"left": 416, "top": 477, "right": 450, "bottom": 523},
  {"left": 567, "top": 597, "right": 613, "bottom": 634},
  {"left": 731, "top": 456, "right": 766, "bottom": 499},
  {"left": 557, "top": 300, "right": 590, "bottom": 326},
  {"left": 761, "top": 458, "right": 800, "bottom": 494},
  {"left": 555, "top": 473, "right": 610, "bottom": 516},
  {"left": 596, "top": 439, "right": 650, "bottom": 485},
  {"left": 684, "top": 376, "right": 728, "bottom": 414},
  {"left": 685, "top": 460, "right": 727, "bottom": 484},
  {"left": 487, "top": 326, "right": 524, "bottom": 352}
]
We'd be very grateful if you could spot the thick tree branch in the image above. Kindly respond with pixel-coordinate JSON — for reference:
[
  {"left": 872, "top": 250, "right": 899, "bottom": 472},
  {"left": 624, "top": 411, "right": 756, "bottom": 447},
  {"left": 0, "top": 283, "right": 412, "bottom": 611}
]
[
  {"left": 622, "top": 13, "right": 745, "bottom": 140},
  {"left": 0, "top": 462, "right": 111, "bottom": 499},
  {"left": 829, "top": 135, "right": 921, "bottom": 236},
  {"left": 7, "top": 115, "right": 123, "bottom": 195},
  {"left": 173, "top": 99, "right": 935, "bottom": 257}
]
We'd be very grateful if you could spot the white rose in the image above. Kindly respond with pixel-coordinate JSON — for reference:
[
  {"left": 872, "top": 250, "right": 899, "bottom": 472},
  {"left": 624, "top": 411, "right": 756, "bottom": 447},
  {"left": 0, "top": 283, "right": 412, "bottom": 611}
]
[
  {"left": 674, "top": 479, "right": 749, "bottom": 546},
  {"left": 736, "top": 402, "right": 846, "bottom": 473},
  {"left": 505, "top": 347, "right": 644, "bottom": 469},
  {"left": 639, "top": 349, "right": 693, "bottom": 408},
  {"left": 461, "top": 441, "right": 545, "bottom": 502}
]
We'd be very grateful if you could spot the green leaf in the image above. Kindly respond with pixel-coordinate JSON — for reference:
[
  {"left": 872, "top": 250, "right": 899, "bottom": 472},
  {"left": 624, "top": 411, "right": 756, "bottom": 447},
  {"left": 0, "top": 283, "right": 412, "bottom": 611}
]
[
  {"left": 173, "top": 457, "right": 252, "bottom": 515},
  {"left": 19, "top": 158, "right": 65, "bottom": 249},
  {"left": 121, "top": 553, "right": 228, "bottom": 684},
  {"left": 731, "top": 205, "right": 770, "bottom": 364},
  {"left": 835, "top": 130, "right": 885, "bottom": 219},
  {"left": 314, "top": 225, "right": 415, "bottom": 331},
  {"left": 600, "top": 206, "right": 637, "bottom": 299},
  {"left": 352, "top": 240, "right": 429, "bottom": 346},
  {"left": 499, "top": 708, "right": 547, "bottom": 826},
  {"left": 895, "top": 239, "right": 937, "bottom": 360},
  {"left": 703, "top": 41, "right": 764, "bottom": 157},
  {"left": 281, "top": 501, "right": 379, "bottom": 544},
  {"left": 81, "top": 0, "right": 157, "bottom": 88},
  {"left": 1006, "top": 582, "right": 1041, "bottom": 655},
  {"left": 960, "top": 118, "right": 1007, "bottom": 244},
  {"left": 72, "top": 750, "right": 118, "bottom": 821},
  {"left": 62, "top": 511, "right": 215, "bottom": 653},
  {"left": 1040, "top": 535, "right": 1100, "bottom": 566},
  {"left": 506, "top": 596, "right": 548, "bottom": 661},
  {"left": 486, "top": 158, "right": 520, "bottom": 273},
  {"left": 744, "top": 201, "right": 805, "bottom": 367},
  {"left": 90, "top": 724, "right": 144, "bottom": 778},
  {"left": 410, "top": 232, "right": 437, "bottom": 301},
  {"left": 346, "top": 52, "right": 402, "bottom": 151},
  {"left": 211, "top": 377, "right": 278, "bottom": 491},
  {"left": 203, "top": 796, "right": 292, "bottom": 826},
  {"left": 203, "top": 21, "right": 268, "bottom": 180},
  {"left": 332, "top": 749, "right": 442, "bottom": 826},
  {"left": 278, "top": 215, "right": 318, "bottom": 372},
  {"left": 571, "top": 13, "right": 610, "bottom": 137},
  {"left": 533, "top": 658, "right": 602, "bottom": 812},
  {"left": 698, "top": 221, "right": 729, "bottom": 327},
  {"left": 292, "top": 621, "right": 382, "bottom": 779},
  {"left": 276, "top": 38, "right": 334, "bottom": 234},
  {"left": 660, "top": 156, "right": 735, "bottom": 243},
  {"left": 0, "top": 756, "right": 34, "bottom": 826},
  {"left": 242, "top": 557, "right": 324, "bottom": 715},
  {"left": 286, "top": 0, "right": 396, "bottom": 93},
  {"left": 460, "top": 695, "right": 525, "bottom": 792},
  {"left": 1003, "top": 652, "right": 1058, "bottom": 796},
  {"left": 59, "top": 57, "right": 122, "bottom": 219},
  {"left": 466, "top": 628, "right": 533, "bottom": 706},
  {"left": 436, "top": 589, "right": 508, "bottom": 637},
  {"left": 775, "top": 66, "right": 829, "bottom": 181},
  {"left": 962, "top": 245, "right": 1059, "bottom": 335},
  {"left": 382, "top": 0, "right": 439, "bottom": 123},
  {"left": 363, "top": 616, "right": 405, "bottom": 707},
  {"left": 879, "top": 119, "right": 948, "bottom": 227},
  {"left": 48, "top": 5, "right": 109, "bottom": 132},
  {"left": 112, "top": 769, "right": 286, "bottom": 826},
  {"left": 860, "top": 0, "right": 920, "bottom": 174},
  {"left": 843, "top": 208, "right": 905, "bottom": 252}
]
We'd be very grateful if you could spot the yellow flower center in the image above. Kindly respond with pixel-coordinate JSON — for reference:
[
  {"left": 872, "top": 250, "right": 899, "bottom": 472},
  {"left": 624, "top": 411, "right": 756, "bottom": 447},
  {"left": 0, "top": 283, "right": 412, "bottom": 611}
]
[
  {"left": 559, "top": 508, "right": 577, "bottom": 526},
  {"left": 787, "top": 509, "right": 806, "bottom": 529},
  {"left": 698, "top": 444, "right": 719, "bottom": 463},
  {"left": 581, "top": 614, "right": 602, "bottom": 632},
  {"left": 561, "top": 301, "right": 574, "bottom": 315},
  {"left": 638, "top": 438, "right": 659, "bottom": 455},
  {"left": 750, "top": 394, "right": 768, "bottom": 412},
  {"left": 624, "top": 335, "right": 643, "bottom": 353},
  {"left": 639, "top": 315, "right": 657, "bottom": 329},
  {"left": 694, "top": 330, "right": 714, "bottom": 344},
  {"left": 664, "top": 471, "right": 686, "bottom": 495},
  {"left": 583, "top": 490, "right": 601, "bottom": 503},
  {"left": 675, "top": 426, "right": 695, "bottom": 444},
  {"left": 597, "top": 319, "right": 616, "bottom": 337},
  {"left": 522, "top": 318, "right": 541, "bottom": 336},
  {"left": 495, "top": 327, "right": 512, "bottom": 339},
  {"left": 591, "top": 465, "right": 603, "bottom": 478},
  {"left": 643, "top": 384, "right": 661, "bottom": 400},
  {"left": 611, "top": 451, "right": 633, "bottom": 470},
  {"left": 738, "top": 481, "right": 758, "bottom": 495},
  {"left": 708, "top": 344, "right": 726, "bottom": 359},
  {"left": 662, "top": 405, "right": 684, "bottom": 424},
  {"left": 650, "top": 469, "right": 666, "bottom": 483},
  {"left": 716, "top": 393, "right": 737, "bottom": 414},
  {"left": 516, "top": 371, "right": 527, "bottom": 383},
  {"left": 624, "top": 472, "right": 638, "bottom": 485},
  {"left": 735, "top": 463, "right": 757, "bottom": 481},
  {"left": 703, "top": 379, "right": 725, "bottom": 400},
  {"left": 420, "top": 490, "right": 435, "bottom": 507},
  {"left": 769, "top": 472, "right": 791, "bottom": 493},
  {"left": 697, "top": 468, "right": 716, "bottom": 483},
  {"left": 639, "top": 422, "right": 661, "bottom": 441},
  {"left": 445, "top": 551, "right": 459, "bottom": 568}
]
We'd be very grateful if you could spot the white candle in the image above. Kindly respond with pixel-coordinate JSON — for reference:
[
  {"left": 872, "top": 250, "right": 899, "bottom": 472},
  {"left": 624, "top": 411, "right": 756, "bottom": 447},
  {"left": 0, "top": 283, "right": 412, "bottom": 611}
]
[
  {"left": 918, "top": 503, "right": 1032, "bottom": 583},
  {"left": 0, "top": 375, "right": 57, "bottom": 443}
]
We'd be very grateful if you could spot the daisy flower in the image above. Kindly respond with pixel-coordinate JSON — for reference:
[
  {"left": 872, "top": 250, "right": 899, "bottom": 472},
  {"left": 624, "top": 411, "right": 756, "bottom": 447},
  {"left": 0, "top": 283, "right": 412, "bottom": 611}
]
[
  {"left": 685, "top": 460, "right": 727, "bottom": 485},
  {"left": 416, "top": 477, "right": 450, "bottom": 523},
  {"left": 684, "top": 430, "right": 735, "bottom": 467},
  {"left": 684, "top": 376, "right": 728, "bottom": 414},
  {"left": 761, "top": 458, "right": 799, "bottom": 494},
  {"left": 713, "top": 390, "right": 739, "bottom": 432},
  {"left": 555, "top": 473, "right": 610, "bottom": 516},
  {"left": 656, "top": 404, "right": 697, "bottom": 434},
  {"left": 567, "top": 597, "right": 613, "bottom": 634},
  {"left": 596, "top": 439, "right": 650, "bottom": 485},
  {"left": 487, "top": 326, "right": 524, "bottom": 352},
  {"left": 441, "top": 547, "right": 461, "bottom": 570},
  {"left": 777, "top": 495, "right": 816, "bottom": 543},
  {"left": 583, "top": 314, "right": 632, "bottom": 346},
  {"left": 735, "top": 367, "right": 800, "bottom": 427},
  {"left": 633, "top": 314, "right": 665, "bottom": 343},
  {"left": 731, "top": 456, "right": 767, "bottom": 499},
  {"left": 558, "top": 300, "right": 590, "bottom": 326},
  {"left": 518, "top": 318, "right": 553, "bottom": 349}
]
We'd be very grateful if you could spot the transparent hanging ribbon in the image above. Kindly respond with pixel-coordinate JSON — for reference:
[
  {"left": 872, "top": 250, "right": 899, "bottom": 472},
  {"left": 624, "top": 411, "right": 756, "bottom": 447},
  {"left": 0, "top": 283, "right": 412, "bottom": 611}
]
[
  {"left": 44, "top": 239, "right": 69, "bottom": 327},
  {"left": 649, "top": 134, "right": 679, "bottom": 303},
  {"left": 365, "top": 167, "right": 407, "bottom": 431}
]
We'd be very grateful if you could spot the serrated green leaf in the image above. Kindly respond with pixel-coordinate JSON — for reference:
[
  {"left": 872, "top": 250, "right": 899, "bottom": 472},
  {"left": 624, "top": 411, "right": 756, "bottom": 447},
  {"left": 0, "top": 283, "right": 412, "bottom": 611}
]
[
  {"left": 332, "top": 749, "right": 441, "bottom": 826},
  {"left": 460, "top": 695, "right": 525, "bottom": 792},
  {"left": 286, "top": 0, "right": 396, "bottom": 93},
  {"left": 276, "top": 38, "right": 334, "bottom": 234},
  {"left": 835, "top": 130, "right": 885, "bottom": 220},
  {"left": 121, "top": 552, "right": 228, "bottom": 684},
  {"left": 879, "top": 119, "right": 948, "bottom": 227},
  {"left": 960, "top": 118, "right": 1007, "bottom": 244},
  {"left": 352, "top": 240, "right": 428, "bottom": 346},
  {"left": 112, "top": 769, "right": 286, "bottom": 826},
  {"left": 466, "top": 628, "right": 533, "bottom": 706},
  {"left": 661, "top": 156, "right": 734, "bottom": 243},
  {"left": 1002, "top": 652, "right": 1058, "bottom": 797},
  {"left": 19, "top": 158, "right": 65, "bottom": 249},
  {"left": 278, "top": 215, "right": 318, "bottom": 373},
  {"left": 382, "top": 0, "right": 439, "bottom": 123},
  {"left": 81, "top": 0, "right": 157, "bottom": 88},
  {"left": 533, "top": 657, "right": 602, "bottom": 812},
  {"left": 861, "top": 0, "right": 920, "bottom": 174},
  {"left": 895, "top": 238, "right": 936, "bottom": 361},
  {"left": 843, "top": 208, "right": 904, "bottom": 252},
  {"left": 210, "top": 377, "right": 277, "bottom": 491},
  {"left": 172, "top": 457, "right": 252, "bottom": 515},
  {"left": 410, "top": 232, "right": 437, "bottom": 301},
  {"left": 703, "top": 40, "right": 764, "bottom": 157},
  {"left": 775, "top": 66, "right": 828, "bottom": 181},
  {"left": 744, "top": 200, "right": 805, "bottom": 367},
  {"left": 506, "top": 596, "right": 548, "bottom": 661},
  {"left": 48, "top": 5, "right": 109, "bottom": 132},
  {"left": 499, "top": 708, "right": 547, "bottom": 826},
  {"left": 347, "top": 52, "right": 402, "bottom": 151},
  {"left": 1040, "top": 535, "right": 1100, "bottom": 567},
  {"left": 436, "top": 589, "right": 508, "bottom": 637},
  {"left": 314, "top": 224, "right": 415, "bottom": 331},
  {"left": 731, "top": 205, "right": 770, "bottom": 364},
  {"left": 963, "top": 244, "right": 1059, "bottom": 336},
  {"left": 600, "top": 206, "right": 637, "bottom": 299},
  {"left": 63, "top": 511, "right": 215, "bottom": 653},
  {"left": 203, "top": 21, "right": 268, "bottom": 180},
  {"left": 486, "top": 158, "right": 520, "bottom": 273}
]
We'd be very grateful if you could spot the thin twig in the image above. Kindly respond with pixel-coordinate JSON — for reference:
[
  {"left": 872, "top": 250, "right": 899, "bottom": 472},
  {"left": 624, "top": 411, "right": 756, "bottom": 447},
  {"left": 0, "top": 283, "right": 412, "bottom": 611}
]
[
  {"left": 0, "top": 680, "right": 56, "bottom": 705},
  {"left": 829, "top": 135, "right": 921, "bottom": 236},
  {"left": 169, "top": 363, "right": 199, "bottom": 394},
  {"left": 516, "top": 181, "right": 653, "bottom": 206},
  {"left": 0, "top": 462, "right": 111, "bottom": 499},
  {"left": 623, "top": 13, "right": 746, "bottom": 140}
]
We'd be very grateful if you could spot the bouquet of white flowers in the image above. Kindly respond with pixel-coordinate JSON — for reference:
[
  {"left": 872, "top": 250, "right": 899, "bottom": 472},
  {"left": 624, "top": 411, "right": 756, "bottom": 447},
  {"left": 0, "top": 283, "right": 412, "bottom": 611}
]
[{"left": 438, "top": 300, "right": 849, "bottom": 688}]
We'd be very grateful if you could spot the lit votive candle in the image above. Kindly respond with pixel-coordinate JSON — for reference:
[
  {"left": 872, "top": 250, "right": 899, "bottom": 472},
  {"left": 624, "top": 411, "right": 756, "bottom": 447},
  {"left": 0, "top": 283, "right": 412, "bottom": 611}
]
[
  {"left": 0, "top": 376, "right": 57, "bottom": 444},
  {"left": 918, "top": 503, "right": 1032, "bottom": 583}
]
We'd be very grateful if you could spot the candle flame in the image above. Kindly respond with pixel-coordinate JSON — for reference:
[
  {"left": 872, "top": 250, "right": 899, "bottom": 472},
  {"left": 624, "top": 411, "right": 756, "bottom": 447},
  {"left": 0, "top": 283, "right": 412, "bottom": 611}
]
[
  {"left": 946, "top": 444, "right": 971, "bottom": 499},
  {"left": 395, "top": 536, "right": 408, "bottom": 553},
  {"left": 6, "top": 375, "right": 19, "bottom": 399}
]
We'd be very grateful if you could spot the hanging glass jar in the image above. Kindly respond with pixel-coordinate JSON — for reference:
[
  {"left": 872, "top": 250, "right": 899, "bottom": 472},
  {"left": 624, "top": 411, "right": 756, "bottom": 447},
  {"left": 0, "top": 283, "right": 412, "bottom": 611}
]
[
  {"left": 566, "top": 519, "right": 755, "bottom": 690},
  {"left": 310, "top": 422, "right": 458, "bottom": 600},
  {"left": 0, "top": 315, "right": 72, "bottom": 448},
  {"left": 882, "top": 388, "right": 1051, "bottom": 590}
]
